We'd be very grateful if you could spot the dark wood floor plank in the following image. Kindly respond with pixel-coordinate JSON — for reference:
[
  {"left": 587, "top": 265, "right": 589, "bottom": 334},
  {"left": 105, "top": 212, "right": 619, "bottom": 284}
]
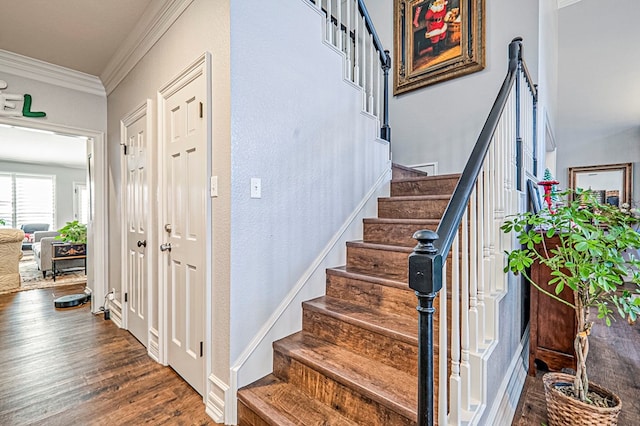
[
  {"left": 513, "top": 310, "right": 640, "bottom": 425},
  {"left": 0, "top": 285, "right": 216, "bottom": 425},
  {"left": 6, "top": 280, "right": 633, "bottom": 425}
]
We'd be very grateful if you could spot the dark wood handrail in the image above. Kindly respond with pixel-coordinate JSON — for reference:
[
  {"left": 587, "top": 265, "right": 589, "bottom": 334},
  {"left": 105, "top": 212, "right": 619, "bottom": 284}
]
[
  {"left": 435, "top": 37, "right": 523, "bottom": 260},
  {"left": 357, "top": 0, "right": 387, "bottom": 65},
  {"left": 518, "top": 42, "right": 538, "bottom": 101},
  {"left": 409, "top": 37, "right": 537, "bottom": 426}
]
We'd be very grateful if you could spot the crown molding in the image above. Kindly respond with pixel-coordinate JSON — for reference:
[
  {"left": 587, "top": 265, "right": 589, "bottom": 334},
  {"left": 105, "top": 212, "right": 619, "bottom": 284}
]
[
  {"left": 558, "top": 0, "right": 583, "bottom": 9},
  {"left": 0, "top": 49, "right": 105, "bottom": 97},
  {"left": 101, "top": 0, "right": 194, "bottom": 95}
]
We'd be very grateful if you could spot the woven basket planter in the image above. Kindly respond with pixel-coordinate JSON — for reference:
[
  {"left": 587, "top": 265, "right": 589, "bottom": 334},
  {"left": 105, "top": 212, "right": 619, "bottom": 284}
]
[{"left": 543, "top": 372, "right": 621, "bottom": 426}]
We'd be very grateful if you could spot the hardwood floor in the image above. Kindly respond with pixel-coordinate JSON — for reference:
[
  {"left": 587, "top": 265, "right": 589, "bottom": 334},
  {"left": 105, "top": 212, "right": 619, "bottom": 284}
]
[
  {"left": 513, "top": 310, "right": 640, "bottom": 425},
  {"left": 3, "top": 276, "right": 635, "bottom": 425},
  {"left": 0, "top": 284, "right": 216, "bottom": 426}
]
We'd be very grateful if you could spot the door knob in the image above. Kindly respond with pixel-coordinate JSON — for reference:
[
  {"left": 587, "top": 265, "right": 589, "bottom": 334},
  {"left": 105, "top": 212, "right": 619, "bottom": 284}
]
[
  {"left": 137, "top": 240, "right": 147, "bottom": 248},
  {"left": 160, "top": 243, "right": 172, "bottom": 252},
  {"left": 164, "top": 224, "right": 172, "bottom": 233}
]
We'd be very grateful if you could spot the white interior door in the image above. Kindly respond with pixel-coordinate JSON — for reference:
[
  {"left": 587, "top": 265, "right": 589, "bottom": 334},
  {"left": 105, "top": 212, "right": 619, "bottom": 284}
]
[
  {"left": 122, "top": 107, "right": 150, "bottom": 346},
  {"left": 161, "top": 70, "right": 206, "bottom": 395}
]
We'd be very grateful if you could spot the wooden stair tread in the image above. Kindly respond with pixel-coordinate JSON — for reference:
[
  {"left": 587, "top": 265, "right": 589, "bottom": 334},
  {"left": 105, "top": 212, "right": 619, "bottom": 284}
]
[
  {"left": 238, "top": 374, "right": 359, "bottom": 426},
  {"left": 346, "top": 240, "right": 458, "bottom": 258},
  {"left": 327, "top": 266, "right": 408, "bottom": 289},
  {"left": 363, "top": 218, "right": 441, "bottom": 225},
  {"left": 346, "top": 240, "right": 413, "bottom": 253},
  {"left": 379, "top": 195, "right": 451, "bottom": 202},
  {"left": 274, "top": 332, "right": 417, "bottom": 419},
  {"left": 304, "top": 296, "right": 417, "bottom": 344},
  {"left": 327, "top": 266, "right": 451, "bottom": 305},
  {"left": 391, "top": 173, "right": 461, "bottom": 183}
]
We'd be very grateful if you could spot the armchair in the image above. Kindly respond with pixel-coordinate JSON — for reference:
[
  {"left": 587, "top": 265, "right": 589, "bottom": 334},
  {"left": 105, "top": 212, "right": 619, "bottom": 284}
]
[
  {"left": 32, "top": 231, "right": 85, "bottom": 278},
  {"left": 0, "top": 228, "right": 24, "bottom": 292}
]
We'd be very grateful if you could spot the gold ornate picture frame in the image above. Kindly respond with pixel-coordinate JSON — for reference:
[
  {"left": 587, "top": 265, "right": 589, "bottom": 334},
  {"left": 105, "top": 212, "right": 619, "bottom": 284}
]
[{"left": 394, "top": 0, "right": 485, "bottom": 94}]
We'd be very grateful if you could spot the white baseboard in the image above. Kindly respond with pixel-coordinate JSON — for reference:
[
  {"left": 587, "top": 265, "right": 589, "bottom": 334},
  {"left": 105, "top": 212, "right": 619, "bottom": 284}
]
[
  {"left": 148, "top": 327, "right": 160, "bottom": 362},
  {"left": 206, "top": 374, "right": 229, "bottom": 424},
  {"left": 407, "top": 161, "right": 438, "bottom": 175},
  {"left": 482, "top": 328, "right": 529, "bottom": 425},
  {"left": 109, "top": 299, "right": 123, "bottom": 328}
]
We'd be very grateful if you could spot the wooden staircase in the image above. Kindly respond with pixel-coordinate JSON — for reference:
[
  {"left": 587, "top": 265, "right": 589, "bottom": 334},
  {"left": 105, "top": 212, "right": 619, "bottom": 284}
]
[{"left": 237, "top": 165, "right": 461, "bottom": 425}]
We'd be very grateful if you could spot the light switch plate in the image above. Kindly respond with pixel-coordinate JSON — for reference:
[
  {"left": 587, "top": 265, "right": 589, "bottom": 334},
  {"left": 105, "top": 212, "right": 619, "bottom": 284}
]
[
  {"left": 251, "top": 178, "right": 261, "bottom": 198},
  {"left": 210, "top": 176, "right": 218, "bottom": 197}
]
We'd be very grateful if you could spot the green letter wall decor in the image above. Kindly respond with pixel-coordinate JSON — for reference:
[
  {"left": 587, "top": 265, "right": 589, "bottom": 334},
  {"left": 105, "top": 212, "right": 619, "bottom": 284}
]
[{"left": 22, "top": 94, "right": 46, "bottom": 118}]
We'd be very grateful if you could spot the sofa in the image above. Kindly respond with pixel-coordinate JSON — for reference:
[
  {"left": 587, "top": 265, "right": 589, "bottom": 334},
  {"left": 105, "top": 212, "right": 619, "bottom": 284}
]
[
  {"left": 32, "top": 231, "right": 85, "bottom": 278},
  {"left": 20, "top": 223, "right": 50, "bottom": 250},
  {"left": 0, "top": 228, "right": 25, "bottom": 292}
]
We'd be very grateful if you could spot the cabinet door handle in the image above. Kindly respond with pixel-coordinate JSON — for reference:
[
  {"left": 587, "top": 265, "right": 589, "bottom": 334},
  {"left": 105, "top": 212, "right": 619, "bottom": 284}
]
[
  {"left": 160, "top": 243, "right": 172, "bottom": 252},
  {"left": 137, "top": 240, "right": 147, "bottom": 248}
]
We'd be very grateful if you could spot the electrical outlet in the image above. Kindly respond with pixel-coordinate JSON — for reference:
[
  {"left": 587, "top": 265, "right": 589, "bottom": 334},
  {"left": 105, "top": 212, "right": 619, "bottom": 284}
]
[{"left": 251, "top": 178, "right": 261, "bottom": 198}]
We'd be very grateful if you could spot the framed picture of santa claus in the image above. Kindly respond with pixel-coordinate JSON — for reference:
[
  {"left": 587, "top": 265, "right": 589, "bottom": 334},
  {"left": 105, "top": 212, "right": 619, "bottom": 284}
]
[{"left": 393, "top": 0, "right": 485, "bottom": 94}]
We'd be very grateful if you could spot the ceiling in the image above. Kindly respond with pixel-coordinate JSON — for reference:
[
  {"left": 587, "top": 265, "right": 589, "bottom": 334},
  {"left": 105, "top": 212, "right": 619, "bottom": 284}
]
[
  {"left": 0, "top": 125, "right": 87, "bottom": 168},
  {"left": 0, "top": 0, "right": 152, "bottom": 167},
  {"left": 0, "top": 0, "right": 152, "bottom": 77}
]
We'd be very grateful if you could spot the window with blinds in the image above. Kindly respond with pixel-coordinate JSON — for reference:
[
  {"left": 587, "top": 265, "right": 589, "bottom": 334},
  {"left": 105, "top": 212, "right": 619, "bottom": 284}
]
[
  {"left": 0, "top": 174, "right": 12, "bottom": 225},
  {"left": 73, "top": 182, "right": 88, "bottom": 224},
  {"left": 0, "top": 173, "right": 56, "bottom": 228}
]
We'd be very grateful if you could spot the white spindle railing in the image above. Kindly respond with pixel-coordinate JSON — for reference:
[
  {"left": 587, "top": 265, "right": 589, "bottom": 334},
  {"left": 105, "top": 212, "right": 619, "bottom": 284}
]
[
  {"left": 309, "top": 0, "right": 387, "bottom": 127},
  {"left": 431, "top": 43, "right": 536, "bottom": 424},
  {"left": 439, "top": 258, "right": 448, "bottom": 426}
]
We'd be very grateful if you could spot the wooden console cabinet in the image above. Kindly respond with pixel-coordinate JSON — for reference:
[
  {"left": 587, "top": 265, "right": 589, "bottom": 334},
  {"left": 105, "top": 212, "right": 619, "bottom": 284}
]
[
  {"left": 51, "top": 243, "right": 87, "bottom": 282},
  {"left": 528, "top": 235, "right": 577, "bottom": 375}
]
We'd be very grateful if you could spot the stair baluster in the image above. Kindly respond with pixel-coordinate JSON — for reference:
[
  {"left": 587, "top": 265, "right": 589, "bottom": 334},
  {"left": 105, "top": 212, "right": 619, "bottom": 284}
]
[
  {"left": 409, "top": 37, "right": 538, "bottom": 426},
  {"left": 310, "top": 0, "right": 391, "bottom": 142}
]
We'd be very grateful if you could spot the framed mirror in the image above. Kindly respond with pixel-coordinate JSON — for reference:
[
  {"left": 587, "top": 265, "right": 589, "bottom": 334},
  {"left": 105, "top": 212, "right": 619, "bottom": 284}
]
[{"left": 568, "top": 163, "right": 632, "bottom": 207}]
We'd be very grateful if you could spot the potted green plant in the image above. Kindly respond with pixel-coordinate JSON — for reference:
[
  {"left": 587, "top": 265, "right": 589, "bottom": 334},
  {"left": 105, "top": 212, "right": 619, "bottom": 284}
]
[
  {"left": 502, "top": 189, "right": 640, "bottom": 425},
  {"left": 54, "top": 220, "right": 87, "bottom": 257}
]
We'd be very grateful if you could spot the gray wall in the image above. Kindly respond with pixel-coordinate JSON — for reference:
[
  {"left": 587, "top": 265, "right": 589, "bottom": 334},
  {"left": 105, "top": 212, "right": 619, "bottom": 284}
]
[
  {"left": 107, "top": 0, "right": 232, "bottom": 393},
  {"left": 556, "top": 0, "right": 640, "bottom": 203},
  {"left": 367, "top": 0, "right": 541, "bottom": 174},
  {"left": 229, "top": 0, "right": 389, "bottom": 386},
  {"left": 557, "top": 127, "right": 640, "bottom": 203},
  {"left": 538, "top": 0, "right": 559, "bottom": 158},
  {"left": 0, "top": 73, "right": 106, "bottom": 132},
  {"left": 0, "top": 160, "right": 86, "bottom": 229}
]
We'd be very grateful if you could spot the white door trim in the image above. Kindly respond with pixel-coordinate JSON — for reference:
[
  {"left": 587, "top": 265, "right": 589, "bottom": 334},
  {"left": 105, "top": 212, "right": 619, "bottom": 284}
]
[
  {"left": 72, "top": 181, "right": 87, "bottom": 223},
  {"left": 0, "top": 117, "right": 107, "bottom": 312},
  {"left": 157, "top": 53, "right": 212, "bottom": 384},
  {"left": 120, "top": 99, "right": 155, "bottom": 353}
]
